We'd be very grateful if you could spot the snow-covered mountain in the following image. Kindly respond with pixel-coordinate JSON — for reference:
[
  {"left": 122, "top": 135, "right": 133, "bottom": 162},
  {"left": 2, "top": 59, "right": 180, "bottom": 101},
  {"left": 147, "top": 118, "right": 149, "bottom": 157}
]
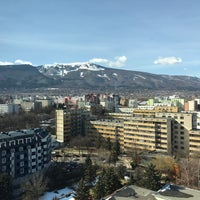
[
  {"left": 1, "top": 62, "right": 200, "bottom": 91},
  {"left": 38, "top": 62, "right": 105, "bottom": 77}
]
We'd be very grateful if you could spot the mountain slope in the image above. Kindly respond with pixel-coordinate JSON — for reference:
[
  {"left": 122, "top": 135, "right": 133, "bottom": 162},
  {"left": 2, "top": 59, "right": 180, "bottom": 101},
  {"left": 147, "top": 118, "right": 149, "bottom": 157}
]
[
  {"left": 38, "top": 62, "right": 200, "bottom": 90},
  {"left": 0, "top": 63, "right": 200, "bottom": 91},
  {"left": 0, "top": 65, "right": 59, "bottom": 89}
]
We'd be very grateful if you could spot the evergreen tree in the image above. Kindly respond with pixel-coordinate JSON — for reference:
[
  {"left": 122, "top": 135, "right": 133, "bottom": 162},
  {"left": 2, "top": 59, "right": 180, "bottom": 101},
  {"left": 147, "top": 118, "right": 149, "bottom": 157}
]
[
  {"left": 115, "top": 165, "right": 126, "bottom": 179},
  {"left": 74, "top": 178, "right": 90, "bottom": 200},
  {"left": 84, "top": 155, "right": 95, "bottom": 184},
  {"left": 93, "top": 173, "right": 106, "bottom": 200},
  {"left": 95, "top": 134, "right": 102, "bottom": 149},
  {"left": 105, "top": 137, "right": 112, "bottom": 151},
  {"left": 109, "top": 150, "right": 118, "bottom": 164},
  {"left": 0, "top": 173, "right": 12, "bottom": 200},
  {"left": 141, "top": 163, "right": 162, "bottom": 191},
  {"left": 130, "top": 168, "right": 143, "bottom": 186},
  {"left": 104, "top": 167, "right": 122, "bottom": 196},
  {"left": 108, "top": 138, "right": 121, "bottom": 164},
  {"left": 112, "top": 138, "right": 121, "bottom": 156}
]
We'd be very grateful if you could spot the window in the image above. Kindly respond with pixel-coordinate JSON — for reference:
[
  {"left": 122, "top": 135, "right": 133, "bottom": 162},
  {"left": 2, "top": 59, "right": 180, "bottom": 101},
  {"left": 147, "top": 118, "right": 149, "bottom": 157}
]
[
  {"left": 19, "top": 147, "right": 23, "bottom": 152},
  {"left": 1, "top": 150, "right": 6, "bottom": 156},
  {"left": 20, "top": 168, "right": 24, "bottom": 174},
  {"left": 0, "top": 142, "right": 6, "bottom": 148},
  {"left": 20, "top": 154, "right": 24, "bottom": 160},
  {"left": 2, "top": 166, "right": 6, "bottom": 172},
  {"left": 9, "top": 141, "right": 15, "bottom": 146},
  {"left": 20, "top": 161, "right": 24, "bottom": 167},
  {"left": 2, "top": 158, "right": 6, "bottom": 164},
  {"left": 19, "top": 139, "right": 24, "bottom": 144}
]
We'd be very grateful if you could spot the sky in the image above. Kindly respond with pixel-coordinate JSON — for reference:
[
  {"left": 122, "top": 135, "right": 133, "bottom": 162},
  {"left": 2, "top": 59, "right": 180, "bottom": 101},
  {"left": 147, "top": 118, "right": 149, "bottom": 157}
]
[{"left": 0, "top": 0, "right": 200, "bottom": 76}]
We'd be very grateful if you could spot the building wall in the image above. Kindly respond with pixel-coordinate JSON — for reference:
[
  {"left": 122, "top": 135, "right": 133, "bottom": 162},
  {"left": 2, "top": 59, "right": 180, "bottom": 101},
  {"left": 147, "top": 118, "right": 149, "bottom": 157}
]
[
  {"left": 154, "top": 106, "right": 178, "bottom": 113},
  {"left": 155, "top": 112, "right": 195, "bottom": 156},
  {"left": 89, "top": 120, "right": 124, "bottom": 150},
  {"left": 0, "top": 128, "right": 51, "bottom": 178},
  {"left": 89, "top": 117, "right": 171, "bottom": 154},
  {"left": 189, "top": 130, "right": 200, "bottom": 156},
  {"left": 123, "top": 117, "right": 171, "bottom": 154},
  {"left": 56, "top": 109, "right": 88, "bottom": 144},
  {"left": 0, "top": 104, "right": 20, "bottom": 114}
]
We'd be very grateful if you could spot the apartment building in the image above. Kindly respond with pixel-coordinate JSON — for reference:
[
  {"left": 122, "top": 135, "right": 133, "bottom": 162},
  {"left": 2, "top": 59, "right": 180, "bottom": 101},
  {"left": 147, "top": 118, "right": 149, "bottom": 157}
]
[
  {"left": 20, "top": 101, "right": 42, "bottom": 112},
  {"left": 56, "top": 109, "right": 90, "bottom": 143},
  {"left": 104, "top": 112, "right": 133, "bottom": 120},
  {"left": 123, "top": 117, "right": 171, "bottom": 154},
  {"left": 154, "top": 106, "right": 179, "bottom": 113},
  {"left": 189, "top": 130, "right": 200, "bottom": 156},
  {"left": 0, "top": 103, "right": 20, "bottom": 115},
  {"left": 89, "top": 119, "right": 124, "bottom": 150},
  {"left": 88, "top": 117, "right": 171, "bottom": 154},
  {"left": 0, "top": 128, "right": 51, "bottom": 178},
  {"left": 56, "top": 105, "right": 200, "bottom": 157},
  {"left": 155, "top": 112, "right": 196, "bottom": 156}
]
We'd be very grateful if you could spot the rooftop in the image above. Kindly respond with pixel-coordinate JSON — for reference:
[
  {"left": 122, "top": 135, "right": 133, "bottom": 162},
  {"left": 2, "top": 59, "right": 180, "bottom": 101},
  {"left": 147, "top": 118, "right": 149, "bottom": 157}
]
[
  {"left": 105, "top": 184, "right": 200, "bottom": 200},
  {"left": 0, "top": 128, "right": 48, "bottom": 140}
]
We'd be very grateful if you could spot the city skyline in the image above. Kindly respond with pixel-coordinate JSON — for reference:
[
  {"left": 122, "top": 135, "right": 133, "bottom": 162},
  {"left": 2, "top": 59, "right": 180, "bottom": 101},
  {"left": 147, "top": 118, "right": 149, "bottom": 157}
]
[{"left": 1, "top": 0, "right": 200, "bottom": 76}]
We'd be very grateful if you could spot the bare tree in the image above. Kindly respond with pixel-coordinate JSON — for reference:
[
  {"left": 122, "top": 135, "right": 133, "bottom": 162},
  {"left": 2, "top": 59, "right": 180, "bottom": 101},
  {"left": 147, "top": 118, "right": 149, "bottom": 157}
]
[
  {"left": 176, "top": 158, "right": 199, "bottom": 188},
  {"left": 22, "top": 172, "right": 48, "bottom": 200}
]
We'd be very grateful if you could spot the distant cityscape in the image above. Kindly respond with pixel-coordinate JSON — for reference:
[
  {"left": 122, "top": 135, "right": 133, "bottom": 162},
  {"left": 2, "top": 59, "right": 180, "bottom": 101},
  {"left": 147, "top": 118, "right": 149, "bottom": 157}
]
[{"left": 1, "top": 92, "right": 200, "bottom": 199}]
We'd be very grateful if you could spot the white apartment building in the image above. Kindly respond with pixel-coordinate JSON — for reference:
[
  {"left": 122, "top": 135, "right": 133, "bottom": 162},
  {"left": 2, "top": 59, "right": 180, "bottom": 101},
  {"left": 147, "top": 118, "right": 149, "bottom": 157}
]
[{"left": 0, "top": 104, "right": 20, "bottom": 115}]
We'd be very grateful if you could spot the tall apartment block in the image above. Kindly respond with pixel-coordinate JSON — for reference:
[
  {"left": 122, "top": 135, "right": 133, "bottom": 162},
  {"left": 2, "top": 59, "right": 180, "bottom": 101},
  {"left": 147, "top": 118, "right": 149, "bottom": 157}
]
[
  {"left": 0, "top": 128, "right": 51, "bottom": 178},
  {"left": 56, "top": 109, "right": 90, "bottom": 143},
  {"left": 155, "top": 112, "right": 197, "bottom": 156}
]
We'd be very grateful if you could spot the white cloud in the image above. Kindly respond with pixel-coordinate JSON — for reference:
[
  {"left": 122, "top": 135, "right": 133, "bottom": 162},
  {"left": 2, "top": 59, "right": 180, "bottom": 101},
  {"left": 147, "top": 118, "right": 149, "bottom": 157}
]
[
  {"left": 89, "top": 58, "right": 108, "bottom": 63},
  {"left": 154, "top": 57, "right": 182, "bottom": 65},
  {"left": 0, "top": 59, "right": 32, "bottom": 66},
  {"left": 108, "top": 56, "right": 127, "bottom": 67},
  {"left": 14, "top": 59, "right": 32, "bottom": 65},
  {"left": 89, "top": 56, "right": 127, "bottom": 67}
]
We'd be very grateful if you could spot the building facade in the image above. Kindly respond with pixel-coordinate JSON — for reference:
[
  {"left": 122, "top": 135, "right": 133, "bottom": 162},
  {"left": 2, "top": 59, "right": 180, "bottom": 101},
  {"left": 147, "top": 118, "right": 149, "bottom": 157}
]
[
  {"left": 0, "top": 128, "right": 51, "bottom": 178},
  {"left": 0, "top": 104, "right": 20, "bottom": 115},
  {"left": 123, "top": 117, "right": 171, "bottom": 154},
  {"left": 155, "top": 112, "right": 196, "bottom": 156},
  {"left": 56, "top": 109, "right": 90, "bottom": 143}
]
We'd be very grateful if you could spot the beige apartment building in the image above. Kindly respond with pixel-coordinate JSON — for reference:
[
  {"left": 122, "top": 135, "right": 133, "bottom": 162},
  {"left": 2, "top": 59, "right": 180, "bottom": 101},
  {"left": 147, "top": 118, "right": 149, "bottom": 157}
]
[
  {"left": 123, "top": 117, "right": 171, "bottom": 154},
  {"left": 56, "top": 109, "right": 89, "bottom": 143},
  {"left": 155, "top": 112, "right": 197, "bottom": 156},
  {"left": 89, "top": 119, "right": 124, "bottom": 150},
  {"left": 56, "top": 106, "right": 200, "bottom": 157},
  {"left": 88, "top": 117, "right": 171, "bottom": 154},
  {"left": 189, "top": 130, "right": 200, "bottom": 156}
]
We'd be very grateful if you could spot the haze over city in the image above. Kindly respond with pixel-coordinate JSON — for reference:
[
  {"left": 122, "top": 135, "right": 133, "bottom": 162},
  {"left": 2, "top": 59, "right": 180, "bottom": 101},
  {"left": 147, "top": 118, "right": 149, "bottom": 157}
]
[{"left": 0, "top": 0, "right": 200, "bottom": 76}]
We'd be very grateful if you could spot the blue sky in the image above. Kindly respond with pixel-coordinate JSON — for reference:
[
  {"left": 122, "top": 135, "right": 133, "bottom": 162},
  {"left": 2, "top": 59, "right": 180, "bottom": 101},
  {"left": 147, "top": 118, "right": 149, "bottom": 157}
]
[{"left": 0, "top": 0, "right": 200, "bottom": 76}]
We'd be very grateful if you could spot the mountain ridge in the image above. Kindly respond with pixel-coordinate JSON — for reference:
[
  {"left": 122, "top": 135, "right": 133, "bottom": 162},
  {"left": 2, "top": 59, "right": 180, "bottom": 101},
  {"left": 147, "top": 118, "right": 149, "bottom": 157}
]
[{"left": 0, "top": 63, "right": 200, "bottom": 91}]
